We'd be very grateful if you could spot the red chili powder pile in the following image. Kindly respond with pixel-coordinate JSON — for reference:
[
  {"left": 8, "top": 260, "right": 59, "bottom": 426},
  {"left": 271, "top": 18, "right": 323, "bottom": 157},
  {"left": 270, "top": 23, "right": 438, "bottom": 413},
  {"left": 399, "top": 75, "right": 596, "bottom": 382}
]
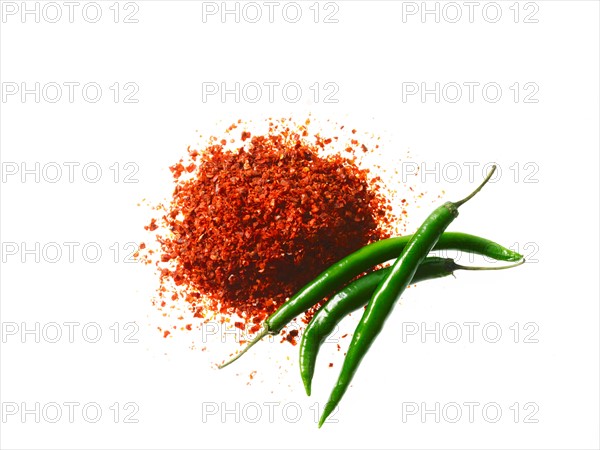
[{"left": 140, "top": 118, "right": 400, "bottom": 340}]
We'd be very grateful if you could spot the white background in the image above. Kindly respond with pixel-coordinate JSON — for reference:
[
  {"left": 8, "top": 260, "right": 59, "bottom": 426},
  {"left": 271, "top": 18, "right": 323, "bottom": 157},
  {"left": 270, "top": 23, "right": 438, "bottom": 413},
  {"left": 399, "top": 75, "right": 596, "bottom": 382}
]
[{"left": 1, "top": 1, "right": 599, "bottom": 449}]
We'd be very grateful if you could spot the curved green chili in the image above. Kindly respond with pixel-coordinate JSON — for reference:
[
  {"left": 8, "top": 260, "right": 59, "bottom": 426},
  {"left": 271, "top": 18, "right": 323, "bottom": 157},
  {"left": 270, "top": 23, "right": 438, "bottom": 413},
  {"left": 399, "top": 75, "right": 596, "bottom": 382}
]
[
  {"left": 218, "top": 225, "right": 520, "bottom": 369},
  {"left": 300, "top": 256, "right": 525, "bottom": 396},
  {"left": 318, "top": 166, "right": 498, "bottom": 427}
]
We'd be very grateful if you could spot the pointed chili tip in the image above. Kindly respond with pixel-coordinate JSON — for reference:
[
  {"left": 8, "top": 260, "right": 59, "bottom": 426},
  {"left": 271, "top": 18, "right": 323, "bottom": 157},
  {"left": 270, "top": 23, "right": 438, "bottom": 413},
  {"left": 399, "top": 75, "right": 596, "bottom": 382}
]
[
  {"left": 456, "top": 258, "right": 526, "bottom": 271},
  {"left": 510, "top": 252, "right": 524, "bottom": 262},
  {"left": 318, "top": 402, "right": 334, "bottom": 428},
  {"left": 304, "top": 382, "right": 312, "bottom": 397},
  {"left": 300, "top": 367, "right": 313, "bottom": 396},
  {"left": 318, "top": 415, "right": 326, "bottom": 428}
]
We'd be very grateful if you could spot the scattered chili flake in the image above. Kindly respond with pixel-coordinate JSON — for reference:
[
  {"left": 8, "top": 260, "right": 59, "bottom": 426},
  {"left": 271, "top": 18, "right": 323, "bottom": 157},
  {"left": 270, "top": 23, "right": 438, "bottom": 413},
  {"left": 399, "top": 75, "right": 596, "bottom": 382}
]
[
  {"left": 328, "top": 363, "right": 334, "bottom": 368},
  {"left": 145, "top": 218, "right": 158, "bottom": 232},
  {"left": 163, "top": 330, "right": 170, "bottom": 338},
  {"left": 246, "top": 370, "right": 258, "bottom": 385},
  {"left": 285, "top": 329, "right": 300, "bottom": 346}
]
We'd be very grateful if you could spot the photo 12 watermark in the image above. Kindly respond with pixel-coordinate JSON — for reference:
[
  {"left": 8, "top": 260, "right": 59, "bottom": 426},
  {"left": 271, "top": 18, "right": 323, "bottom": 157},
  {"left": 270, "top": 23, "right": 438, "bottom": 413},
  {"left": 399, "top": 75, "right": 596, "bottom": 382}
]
[
  {"left": 201, "top": 81, "right": 340, "bottom": 104},
  {"left": 1, "top": 82, "right": 140, "bottom": 104},
  {"left": 399, "top": 161, "right": 540, "bottom": 184},
  {"left": 1, "top": 321, "right": 140, "bottom": 344},
  {"left": 400, "top": 82, "right": 539, "bottom": 104},
  {"left": 201, "top": 1, "right": 339, "bottom": 24},
  {"left": 401, "top": 401, "right": 539, "bottom": 424},
  {"left": 1, "top": 242, "right": 143, "bottom": 264},
  {"left": 1, "top": 162, "right": 140, "bottom": 184},
  {"left": 401, "top": 2, "right": 539, "bottom": 24},
  {"left": 1, "top": 402, "right": 140, "bottom": 423},
  {"left": 1, "top": 2, "right": 140, "bottom": 24},
  {"left": 400, "top": 321, "right": 539, "bottom": 344},
  {"left": 201, "top": 401, "right": 339, "bottom": 424}
]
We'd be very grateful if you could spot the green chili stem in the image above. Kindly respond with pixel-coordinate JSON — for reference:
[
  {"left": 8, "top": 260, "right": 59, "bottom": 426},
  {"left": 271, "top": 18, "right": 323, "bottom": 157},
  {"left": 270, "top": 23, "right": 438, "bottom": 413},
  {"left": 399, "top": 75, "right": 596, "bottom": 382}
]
[
  {"left": 218, "top": 327, "right": 269, "bottom": 369},
  {"left": 453, "top": 165, "right": 497, "bottom": 208}
]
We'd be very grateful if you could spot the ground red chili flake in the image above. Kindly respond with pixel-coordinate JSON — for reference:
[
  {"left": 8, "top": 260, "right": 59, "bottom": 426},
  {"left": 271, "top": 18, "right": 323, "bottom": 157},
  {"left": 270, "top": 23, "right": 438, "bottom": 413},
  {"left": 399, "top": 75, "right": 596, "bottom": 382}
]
[
  {"left": 284, "top": 329, "right": 299, "bottom": 345},
  {"left": 140, "top": 118, "right": 405, "bottom": 344},
  {"left": 145, "top": 219, "right": 158, "bottom": 232},
  {"left": 247, "top": 370, "right": 258, "bottom": 385}
]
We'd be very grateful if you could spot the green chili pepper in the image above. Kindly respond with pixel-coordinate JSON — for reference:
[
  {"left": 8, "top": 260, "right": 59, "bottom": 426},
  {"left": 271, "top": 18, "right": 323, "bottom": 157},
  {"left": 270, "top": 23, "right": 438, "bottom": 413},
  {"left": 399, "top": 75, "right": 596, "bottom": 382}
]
[
  {"left": 219, "top": 225, "right": 520, "bottom": 369},
  {"left": 300, "top": 256, "right": 525, "bottom": 396},
  {"left": 318, "top": 166, "right": 499, "bottom": 427}
]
